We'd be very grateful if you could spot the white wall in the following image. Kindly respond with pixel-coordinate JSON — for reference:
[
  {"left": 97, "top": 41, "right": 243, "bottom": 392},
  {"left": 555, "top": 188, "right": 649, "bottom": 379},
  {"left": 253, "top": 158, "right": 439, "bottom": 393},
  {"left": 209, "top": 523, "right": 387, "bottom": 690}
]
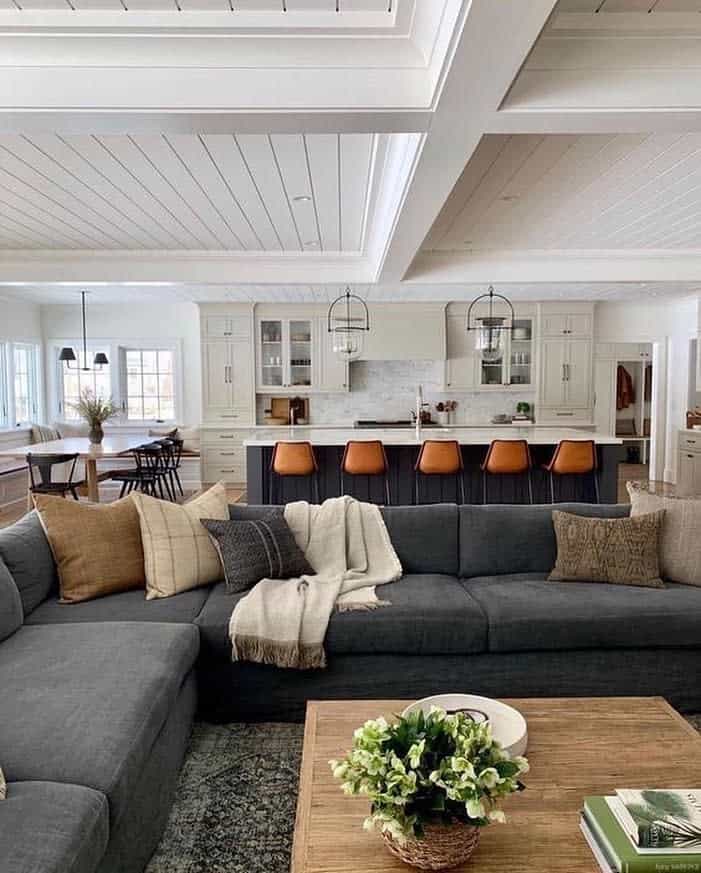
[
  {"left": 595, "top": 298, "right": 699, "bottom": 484},
  {"left": 41, "top": 302, "right": 201, "bottom": 424},
  {"left": 0, "top": 295, "right": 42, "bottom": 340}
]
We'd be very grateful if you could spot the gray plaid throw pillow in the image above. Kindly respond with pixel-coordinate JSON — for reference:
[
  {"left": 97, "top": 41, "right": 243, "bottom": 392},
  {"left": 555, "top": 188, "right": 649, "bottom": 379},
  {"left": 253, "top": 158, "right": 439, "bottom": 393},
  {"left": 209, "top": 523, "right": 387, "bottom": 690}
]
[{"left": 201, "top": 512, "right": 315, "bottom": 593}]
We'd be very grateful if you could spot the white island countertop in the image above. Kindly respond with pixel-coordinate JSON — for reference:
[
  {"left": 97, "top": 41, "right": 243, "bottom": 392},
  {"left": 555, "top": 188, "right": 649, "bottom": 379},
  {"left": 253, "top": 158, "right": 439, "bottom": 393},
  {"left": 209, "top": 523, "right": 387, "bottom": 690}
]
[{"left": 243, "top": 427, "right": 622, "bottom": 447}]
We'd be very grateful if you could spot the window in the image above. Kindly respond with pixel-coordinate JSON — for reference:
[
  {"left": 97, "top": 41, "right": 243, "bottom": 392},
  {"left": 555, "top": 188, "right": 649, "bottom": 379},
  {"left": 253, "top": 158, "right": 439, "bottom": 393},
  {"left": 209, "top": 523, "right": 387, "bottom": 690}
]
[
  {"left": 122, "top": 348, "right": 175, "bottom": 422},
  {"left": 0, "top": 344, "right": 8, "bottom": 428},
  {"left": 59, "top": 348, "right": 111, "bottom": 420},
  {"left": 12, "top": 343, "right": 39, "bottom": 425}
]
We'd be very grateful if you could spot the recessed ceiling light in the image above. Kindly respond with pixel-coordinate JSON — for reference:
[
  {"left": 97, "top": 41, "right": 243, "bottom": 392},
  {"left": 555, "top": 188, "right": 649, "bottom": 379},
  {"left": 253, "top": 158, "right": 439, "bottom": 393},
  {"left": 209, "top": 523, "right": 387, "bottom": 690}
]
[
  {"left": 304, "top": 240, "right": 319, "bottom": 248},
  {"left": 293, "top": 195, "right": 312, "bottom": 203}
]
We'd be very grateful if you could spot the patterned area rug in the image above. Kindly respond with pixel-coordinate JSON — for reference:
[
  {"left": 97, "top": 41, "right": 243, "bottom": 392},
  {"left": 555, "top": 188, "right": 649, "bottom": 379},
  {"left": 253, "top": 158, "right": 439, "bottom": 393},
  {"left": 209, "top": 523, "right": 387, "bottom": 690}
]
[{"left": 146, "top": 715, "right": 701, "bottom": 873}]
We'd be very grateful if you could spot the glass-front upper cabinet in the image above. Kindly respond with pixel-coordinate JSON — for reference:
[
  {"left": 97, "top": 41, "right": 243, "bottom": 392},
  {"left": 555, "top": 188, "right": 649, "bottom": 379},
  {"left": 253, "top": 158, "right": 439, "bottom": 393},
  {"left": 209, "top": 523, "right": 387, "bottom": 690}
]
[
  {"left": 257, "top": 318, "right": 314, "bottom": 390},
  {"left": 477, "top": 317, "right": 534, "bottom": 388}
]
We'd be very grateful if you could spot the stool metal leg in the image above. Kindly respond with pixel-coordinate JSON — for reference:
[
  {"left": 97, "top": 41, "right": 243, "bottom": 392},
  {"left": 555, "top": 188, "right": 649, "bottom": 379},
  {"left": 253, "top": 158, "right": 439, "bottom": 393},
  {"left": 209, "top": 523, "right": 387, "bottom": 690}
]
[
  {"left": 384, "top": 473, "right": 391, "bottom": 506},
  {"left": 458, "top": 472, "right": 466, "bottom": 505},
  {"left": 549, "top": 471, "right": 555, "bottom": 504},
  {"left": 593, "top": 470, "right": 600, "bottom": 504},
  {"left": 414, "top": 471, "right": 420, "bottom": 505},
  {"left": 313, "top": 472, "right": 320, "bottom": 504},
  {"left": 527, "top": 469, "right": 534, "bottom": 505},
  {"left": 482, "top": 470, "right": 488, "bottom": 505}
]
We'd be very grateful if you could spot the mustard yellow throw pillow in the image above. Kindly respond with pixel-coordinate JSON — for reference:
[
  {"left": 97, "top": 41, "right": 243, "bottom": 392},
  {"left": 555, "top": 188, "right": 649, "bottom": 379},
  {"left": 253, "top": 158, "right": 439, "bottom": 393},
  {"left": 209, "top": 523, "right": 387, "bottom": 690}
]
[
  {"left": 131, "top": 482, "right": 228, "bottom": 599},
  {"left": 34, "top": 494, "right": 145, "bottom": 602}
]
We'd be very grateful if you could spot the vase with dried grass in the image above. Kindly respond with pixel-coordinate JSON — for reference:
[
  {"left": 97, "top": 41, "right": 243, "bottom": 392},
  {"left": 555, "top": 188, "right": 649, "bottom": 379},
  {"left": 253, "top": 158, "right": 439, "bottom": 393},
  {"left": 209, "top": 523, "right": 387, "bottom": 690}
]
[
  {"left": 70, "top": 389, "right": 119, "bottom": 445},
  {"left": 330, "top": 707, "right": 529, "bottom": 871}
]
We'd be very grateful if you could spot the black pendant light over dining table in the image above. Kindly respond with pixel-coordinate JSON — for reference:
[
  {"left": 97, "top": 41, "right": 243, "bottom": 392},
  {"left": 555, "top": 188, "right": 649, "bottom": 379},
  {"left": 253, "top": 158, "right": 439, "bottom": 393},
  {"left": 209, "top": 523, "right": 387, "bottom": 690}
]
[{"left": 58, "top": 291, "right": 108, "bottom": 371}]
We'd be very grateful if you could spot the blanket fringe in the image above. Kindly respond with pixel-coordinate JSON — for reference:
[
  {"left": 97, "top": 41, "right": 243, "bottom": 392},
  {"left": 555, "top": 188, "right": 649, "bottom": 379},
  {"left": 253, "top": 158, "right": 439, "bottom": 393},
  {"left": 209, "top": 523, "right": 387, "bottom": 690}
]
[
  {"left": 336, "top": 598, "right": 391, "bottom": 613},
  {"left": 232, "top": 634, "right": 326, "bottom": 670}
]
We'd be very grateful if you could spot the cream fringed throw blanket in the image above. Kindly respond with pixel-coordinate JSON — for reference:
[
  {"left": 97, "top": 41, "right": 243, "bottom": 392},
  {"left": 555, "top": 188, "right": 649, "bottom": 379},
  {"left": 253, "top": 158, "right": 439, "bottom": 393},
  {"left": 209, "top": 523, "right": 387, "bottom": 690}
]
[{"left": 229, "top": 496, "right": 402, "bottom": 669}]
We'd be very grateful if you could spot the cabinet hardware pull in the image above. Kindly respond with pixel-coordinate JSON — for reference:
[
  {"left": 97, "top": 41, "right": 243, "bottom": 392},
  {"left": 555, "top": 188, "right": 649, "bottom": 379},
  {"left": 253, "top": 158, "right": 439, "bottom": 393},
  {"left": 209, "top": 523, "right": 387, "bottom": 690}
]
[
  {"left": 556, "top": 412, "right": 574, "bottom": 416},
  {"left": 218, "top": 435, "right": 235, "bottom": 439},
  {"left": 220, "top": 414, "right": 239, "bottom": 418},
  {"left": 220, "top": 452, "right": 237, "bottom": 456}
]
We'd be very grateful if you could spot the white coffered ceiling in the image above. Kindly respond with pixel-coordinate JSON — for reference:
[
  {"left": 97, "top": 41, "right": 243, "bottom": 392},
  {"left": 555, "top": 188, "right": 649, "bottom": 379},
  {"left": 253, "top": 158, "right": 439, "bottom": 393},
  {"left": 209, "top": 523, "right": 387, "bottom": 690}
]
[
  {"left": 0, "top": 133, "right": 377, "bottom": 252},
  {"left": 1, "top": 0, "right": 701, "bottom": 301}
]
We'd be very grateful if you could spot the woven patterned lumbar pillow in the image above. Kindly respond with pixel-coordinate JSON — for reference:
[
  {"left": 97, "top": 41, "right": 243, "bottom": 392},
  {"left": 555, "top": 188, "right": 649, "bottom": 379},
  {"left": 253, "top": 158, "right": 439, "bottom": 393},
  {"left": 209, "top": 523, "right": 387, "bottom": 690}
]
[
  {"left": 34, "top": 494, "right": 145, "bottom": 603},
  {"left": 549, "top": 509, "right": 665, "bottom": 588},
  {"left": 131, "top": 482, "right": 229, "bottom": 599},
  {"left": 627, "top": 482, "right": 701, "bottom": 587},
  {"left": 202, "top": 512, "right": 315, "bottom": 594}
]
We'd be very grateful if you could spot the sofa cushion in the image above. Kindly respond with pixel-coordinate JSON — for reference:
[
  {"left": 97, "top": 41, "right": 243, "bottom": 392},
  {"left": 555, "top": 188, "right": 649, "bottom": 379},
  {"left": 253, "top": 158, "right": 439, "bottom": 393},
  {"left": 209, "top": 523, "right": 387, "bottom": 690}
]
[
  {"left": 230, "top": 503, "right": 461, "bottom": 576},
  {"left": 0, "top": 560, "right": 22, "bottom": 642},
  {"left": 0, "top": 621, "right": 198, "bottom": 828},
  {"left": 381, "top": 504, "right": 459, "bottom": 575},
  {"left": 196, "top": 574, "right": 487, "bottom": 658},
  {"left": 24, "top": 586, "right": 209, "bottom": 626},
  {"left": 0, "top": 511, "right": 57, "bottom": 615},
  {"left": 0, "top": 781, "right": 108, "bottom": 873},
  {"left": 459, "top": 503, "right": 630, "bottom": 579},
  {"left": 462, "top": 573, "right": 701, "bottom": 652}
]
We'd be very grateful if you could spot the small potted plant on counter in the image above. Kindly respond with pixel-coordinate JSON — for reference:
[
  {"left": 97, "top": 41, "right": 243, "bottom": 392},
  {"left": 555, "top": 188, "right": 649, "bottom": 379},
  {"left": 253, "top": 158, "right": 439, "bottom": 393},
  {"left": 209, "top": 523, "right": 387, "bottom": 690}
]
[
  {"left": 330, "top": 706, "right": 529, "bottom": 871},
  {"left": 435, "top": 400, "right": 458, "bottom": 426}
]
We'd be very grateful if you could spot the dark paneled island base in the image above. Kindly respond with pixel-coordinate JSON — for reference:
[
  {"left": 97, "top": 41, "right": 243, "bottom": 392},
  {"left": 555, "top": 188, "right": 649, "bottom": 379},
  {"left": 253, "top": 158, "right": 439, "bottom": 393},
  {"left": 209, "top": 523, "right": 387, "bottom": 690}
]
[{"left": 246, "top": 442, "right": 624, "bottom": 505}]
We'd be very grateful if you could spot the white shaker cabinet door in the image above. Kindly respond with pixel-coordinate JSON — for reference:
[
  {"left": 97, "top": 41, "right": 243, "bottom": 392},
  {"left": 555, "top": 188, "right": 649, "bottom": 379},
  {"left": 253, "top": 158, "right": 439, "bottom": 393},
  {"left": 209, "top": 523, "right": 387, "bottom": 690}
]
[
  {"left": 445, "top": 316, "right": 475, "bottom": 389},
  {"left": 566, "top": 339, "right": 593, "bottom": 408},
  {"left": 203, "top": 340, "right": 232, "bottom": 413},
  {"left": 540, "top": 339, "right": 568, "bottom": 406}
]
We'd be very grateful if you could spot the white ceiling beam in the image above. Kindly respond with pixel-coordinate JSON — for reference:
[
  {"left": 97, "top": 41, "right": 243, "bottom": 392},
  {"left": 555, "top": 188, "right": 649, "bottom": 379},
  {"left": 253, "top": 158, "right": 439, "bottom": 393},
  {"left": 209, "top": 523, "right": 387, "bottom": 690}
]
[
  {"left": 375, "top": 0, "right": 558, "bottom": 284},
  {"left": 405, "top": 249, "right": 701, "bottom": 284},
  {"left": 487, "top": 110, "right": 701, "bottom": 135},
  {"left": 0, "top": 250, "right": 376, "bottom": 283},
  {"left": 551, "top": 12, "right": 701, "bottom": 32}
]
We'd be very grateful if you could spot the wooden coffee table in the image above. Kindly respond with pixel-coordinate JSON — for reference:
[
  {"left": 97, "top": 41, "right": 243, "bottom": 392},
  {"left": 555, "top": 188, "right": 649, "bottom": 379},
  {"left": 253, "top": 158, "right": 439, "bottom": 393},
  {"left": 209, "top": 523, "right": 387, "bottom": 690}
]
[{"left": 292, "top": 697, "right": 701, "bottom": 872}]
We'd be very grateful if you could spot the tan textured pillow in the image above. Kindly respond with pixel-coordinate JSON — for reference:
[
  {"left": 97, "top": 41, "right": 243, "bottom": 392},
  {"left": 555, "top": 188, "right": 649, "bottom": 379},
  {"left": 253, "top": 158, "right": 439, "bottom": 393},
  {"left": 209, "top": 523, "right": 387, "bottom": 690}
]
[
  {"left": 0, "top": 766, "right": 6, "bottom": 800},
  {"left": 627, "top": 482, "right": 701, "bottom": 587},
  {"left": 33, "top": 495, "right": 145, "bottom": 603},
  {"left": 549, "top": 509, "right": 665, "bottom": 588},
  {"left": 132, "top": 482, "right": 228, "bottom": 600}
]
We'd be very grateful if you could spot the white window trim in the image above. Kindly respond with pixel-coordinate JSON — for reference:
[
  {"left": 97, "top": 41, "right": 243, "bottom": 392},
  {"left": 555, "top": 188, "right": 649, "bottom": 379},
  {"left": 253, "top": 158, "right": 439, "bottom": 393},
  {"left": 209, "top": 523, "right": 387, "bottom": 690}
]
[
  {"left": 118, "top": 343, "right": 181, "bottom": 425},
  {"left": 12, "top": 341, "right": 41, "bottom": 426},
  {"left": 48, "top": 338, "right": 183, "bottom": 427},
  {"left": 0, "top": 343, "right": 8, "bottom": 429}
]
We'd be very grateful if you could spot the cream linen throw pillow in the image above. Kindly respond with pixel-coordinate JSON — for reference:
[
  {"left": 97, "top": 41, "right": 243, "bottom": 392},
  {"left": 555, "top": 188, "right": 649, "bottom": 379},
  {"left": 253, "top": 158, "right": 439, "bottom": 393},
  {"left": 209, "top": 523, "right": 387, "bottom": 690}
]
[
  {"left": 132, "top": 482, "right": 229, "bottom": 599},
  {"left": 0, "top": 766, "right": 6, "bottom": 800},
  {"left": 627, "top": 482, "right": 701, "bottom": 587}
]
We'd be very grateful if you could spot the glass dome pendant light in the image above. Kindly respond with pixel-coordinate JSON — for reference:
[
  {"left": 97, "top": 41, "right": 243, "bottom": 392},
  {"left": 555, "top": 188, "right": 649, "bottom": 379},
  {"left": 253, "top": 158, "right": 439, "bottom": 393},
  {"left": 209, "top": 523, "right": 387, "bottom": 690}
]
[
  {"left": 327, "top": 286, "right": 370, "bottom": 362},
  {"left": 466, "top": 285, "right": 515, "bottom": 363},
  {"left": 58, "top": 291, "right": 108, "bottom": 371}
]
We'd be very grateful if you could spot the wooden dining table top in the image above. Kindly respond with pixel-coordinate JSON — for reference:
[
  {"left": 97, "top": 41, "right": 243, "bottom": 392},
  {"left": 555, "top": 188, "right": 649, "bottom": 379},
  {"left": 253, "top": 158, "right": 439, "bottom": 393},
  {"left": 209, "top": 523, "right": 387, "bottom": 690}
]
[{"left": 0, "top": 434, "right": 150, "bottom": 459}]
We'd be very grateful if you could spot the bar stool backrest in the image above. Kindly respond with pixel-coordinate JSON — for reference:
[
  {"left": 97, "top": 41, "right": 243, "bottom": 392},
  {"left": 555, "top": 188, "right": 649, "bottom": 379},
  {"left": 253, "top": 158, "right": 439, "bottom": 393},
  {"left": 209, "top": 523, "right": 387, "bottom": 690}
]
[
  {"left": 341, "top": 440, "right": 389, "bottom": 476},
  {"left": 547, "top": 440, "right": 597, "bottom": 475},
  {"left": 271, "top": 441, "right": 318, "bottom": 477},
  {"left": 482, "top": 440, "right": 532, "bottom": 475},
  {"left": 415, "top": 440, "right": 463, "bottom": 475}
]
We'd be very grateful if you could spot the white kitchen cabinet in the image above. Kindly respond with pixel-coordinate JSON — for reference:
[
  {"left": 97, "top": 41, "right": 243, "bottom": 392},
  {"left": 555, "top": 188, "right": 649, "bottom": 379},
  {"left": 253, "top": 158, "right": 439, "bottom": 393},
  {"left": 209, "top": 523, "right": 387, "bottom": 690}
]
[
  {"left": 445, "top": 315, "right": 476, "bottom": 389},
  {"left": 201, "top": 428, "right": 249, "bottom": 485},
  {"left": 541, "top": 311, "right": 593, "bottom": 338},
  {"left": 315, "top": 317, "right": 349, "bottom": 393},
  {"left": 539, "top": 338, "right": 592, "bottom": 409},
  {"left": 257, "top": 318, "right": 314, "bottom": 392},
  {"left": 202, "top": 314, "right": 254, "bottom": 424},
  {"left": 203, "top": 314, "right": 250, "bottom": 340},
  {"left": 678, "top": 444, "right": 701, "bottom": 497}
]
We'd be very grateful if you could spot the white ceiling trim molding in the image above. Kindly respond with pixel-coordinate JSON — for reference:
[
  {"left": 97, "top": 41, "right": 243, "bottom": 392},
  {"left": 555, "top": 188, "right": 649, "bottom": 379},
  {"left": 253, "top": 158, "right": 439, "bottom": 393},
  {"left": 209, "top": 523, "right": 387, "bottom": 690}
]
[
  {"left": 551, "top": 13, "right": 701, "bottom": 33},
  {"left": 405, "top": 249, "right": 701, "bottom": 284},
  {"left": 488, "top": 109, "right": 701, "bottom": 135},
  {"left": 0, "top": 250, "right": 376, "bottom": 284}
]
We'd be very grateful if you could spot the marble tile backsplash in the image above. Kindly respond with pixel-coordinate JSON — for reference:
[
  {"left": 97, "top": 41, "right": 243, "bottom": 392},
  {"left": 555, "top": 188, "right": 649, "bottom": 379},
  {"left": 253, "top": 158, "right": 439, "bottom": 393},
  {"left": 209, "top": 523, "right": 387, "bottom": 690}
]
[{"left": 257, "top": 360, "right": 536, "bottom": 425}]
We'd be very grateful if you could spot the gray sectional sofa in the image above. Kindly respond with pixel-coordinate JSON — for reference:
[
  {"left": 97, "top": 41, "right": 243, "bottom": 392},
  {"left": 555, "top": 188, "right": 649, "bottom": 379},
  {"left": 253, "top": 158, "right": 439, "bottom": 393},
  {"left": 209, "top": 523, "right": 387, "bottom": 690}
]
[{"left": 2, "top": 501, "right": 701, "bottom": 873}]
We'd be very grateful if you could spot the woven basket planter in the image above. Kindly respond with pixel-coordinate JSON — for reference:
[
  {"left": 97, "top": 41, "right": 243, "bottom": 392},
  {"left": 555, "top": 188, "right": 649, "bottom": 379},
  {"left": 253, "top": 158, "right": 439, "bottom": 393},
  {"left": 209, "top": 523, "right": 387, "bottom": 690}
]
[{"left": 381, "top": 822, "right": 480, "bottom": 871}]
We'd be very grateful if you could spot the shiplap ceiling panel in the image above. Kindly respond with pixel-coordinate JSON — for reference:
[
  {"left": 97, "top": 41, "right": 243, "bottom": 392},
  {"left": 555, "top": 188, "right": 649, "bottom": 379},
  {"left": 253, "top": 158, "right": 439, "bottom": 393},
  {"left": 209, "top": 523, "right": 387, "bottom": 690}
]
[
  {"left": 72, "top": 0, "right": 125, "bottom": 8},
  {"left": 556, "top": 0, "right": 701, "bottom": 10},
  {"left": 0, "top": 133, "right": 376, "bottom": 252},
  {"left": 425, "top": 134, "right": 701, "bottom": 253}
]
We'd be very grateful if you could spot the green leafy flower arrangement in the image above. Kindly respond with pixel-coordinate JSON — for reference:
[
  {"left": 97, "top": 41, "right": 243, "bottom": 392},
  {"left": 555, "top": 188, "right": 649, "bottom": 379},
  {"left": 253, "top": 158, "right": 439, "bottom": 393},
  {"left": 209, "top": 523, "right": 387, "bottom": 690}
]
[
  {"left": 70, "top": 388, "right": 119, "bottom": 427},
  {"left": 330, "top": 707, "right": 529, "bottom": 845}
]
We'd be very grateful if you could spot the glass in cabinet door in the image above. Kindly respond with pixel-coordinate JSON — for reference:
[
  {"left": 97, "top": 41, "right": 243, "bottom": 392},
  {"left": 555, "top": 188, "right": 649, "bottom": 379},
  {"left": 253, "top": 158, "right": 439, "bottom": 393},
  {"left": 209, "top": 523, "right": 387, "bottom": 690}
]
[
  {"left": 509, "top": 319, "right": 533, "bottom": 387},
  {"left": 288, "top": 320, "right": 312, "bottom": 388},
  {"left": 260, "top": 320, "right": 283, "bottom": 387}
]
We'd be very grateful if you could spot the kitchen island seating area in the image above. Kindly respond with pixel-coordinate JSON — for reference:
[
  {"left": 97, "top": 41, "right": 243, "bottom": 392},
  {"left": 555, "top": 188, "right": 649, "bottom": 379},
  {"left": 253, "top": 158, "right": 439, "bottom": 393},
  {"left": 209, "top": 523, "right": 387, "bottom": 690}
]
[{"left": 255, "top": 431, "right": 622, "bottom": 506}]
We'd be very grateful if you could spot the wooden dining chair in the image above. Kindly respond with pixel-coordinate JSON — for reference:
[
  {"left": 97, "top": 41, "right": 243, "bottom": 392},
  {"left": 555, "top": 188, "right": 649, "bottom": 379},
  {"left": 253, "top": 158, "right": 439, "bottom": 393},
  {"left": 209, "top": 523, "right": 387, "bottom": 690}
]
[{"left": 26, "top": 452, "right": 80, "bottom": 501}]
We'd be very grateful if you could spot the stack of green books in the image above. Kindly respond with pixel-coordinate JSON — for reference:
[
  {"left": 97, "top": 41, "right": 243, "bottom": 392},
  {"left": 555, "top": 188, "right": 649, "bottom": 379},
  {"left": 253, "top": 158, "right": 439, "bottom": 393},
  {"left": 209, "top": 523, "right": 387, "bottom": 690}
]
[{"left": 582, "top": 790, "right": 701, "bottom": 873}]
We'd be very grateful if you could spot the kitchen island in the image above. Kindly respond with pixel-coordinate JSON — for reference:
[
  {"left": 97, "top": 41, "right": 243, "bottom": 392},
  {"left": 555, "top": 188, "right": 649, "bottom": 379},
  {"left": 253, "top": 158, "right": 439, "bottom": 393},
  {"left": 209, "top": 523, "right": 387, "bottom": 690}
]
[{"left": 244, "top": 428, "right": 624, "bottom": 505}]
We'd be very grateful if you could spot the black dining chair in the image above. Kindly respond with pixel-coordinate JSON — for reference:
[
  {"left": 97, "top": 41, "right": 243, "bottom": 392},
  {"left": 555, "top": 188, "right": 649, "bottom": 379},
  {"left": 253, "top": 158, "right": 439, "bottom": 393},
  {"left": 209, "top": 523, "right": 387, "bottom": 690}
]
[
  {"left": 110, "top": 446, "right": 160, "bottom": 498},
  {"left": 27, "top": 452, "right": 80, "bottom": 501},
  {"left": 152, "top": 437, "right": 184, "bottom": 499}
]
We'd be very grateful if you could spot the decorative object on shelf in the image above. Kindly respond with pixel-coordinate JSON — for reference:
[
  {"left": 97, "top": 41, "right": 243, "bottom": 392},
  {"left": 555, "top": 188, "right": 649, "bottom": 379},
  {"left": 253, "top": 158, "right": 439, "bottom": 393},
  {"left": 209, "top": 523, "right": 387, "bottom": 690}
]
[
  {"left": 327, "top": 286, "right": 370, "bottom": 361},
  {"left": 330, "top": 705, "right": 529, "bottom": 871},
  {"left": 513, "top": 401, "right": 532, "bottom": 422},
  {"left": 435, "top": 400, "right": 457, "bottom": 426},
  {"left": 465, "top": 285, "right": 515, "bottom": 363},
  {"left": 58, "top": 291, "right": 109, "bottom": 371},
  {"left": 70, "top": 388, "right": 119, "bottom": 444}
]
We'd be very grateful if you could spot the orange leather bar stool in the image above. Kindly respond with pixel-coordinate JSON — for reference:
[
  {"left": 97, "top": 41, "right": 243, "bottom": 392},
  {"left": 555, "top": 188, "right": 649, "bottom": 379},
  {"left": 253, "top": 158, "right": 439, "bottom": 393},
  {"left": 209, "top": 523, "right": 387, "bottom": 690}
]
[
  {"left": 269, "top": 441, "right": 319, "bottom": 505},
  {"left": 341, "top": 440, "right": 391, "bottom": 505},
  {"left": 481, "top": 439, "right": 533, "bottom": 505},
  {"left": 414, "top": 440, "right": 466, "bottom": 504},
  {"left": 544, "top": 439, "right": 599, "bottom": 504}
]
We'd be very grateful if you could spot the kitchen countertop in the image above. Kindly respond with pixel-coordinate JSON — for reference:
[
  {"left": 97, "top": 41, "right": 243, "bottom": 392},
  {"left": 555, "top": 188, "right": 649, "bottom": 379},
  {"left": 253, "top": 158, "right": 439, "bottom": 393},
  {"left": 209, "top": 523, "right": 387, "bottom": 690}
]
[
  {"left": 203, "top": 421, "right": 595, "bottom": 431},
  {"left": 243, "top": 427, "right": 622, "bottom": 447}
]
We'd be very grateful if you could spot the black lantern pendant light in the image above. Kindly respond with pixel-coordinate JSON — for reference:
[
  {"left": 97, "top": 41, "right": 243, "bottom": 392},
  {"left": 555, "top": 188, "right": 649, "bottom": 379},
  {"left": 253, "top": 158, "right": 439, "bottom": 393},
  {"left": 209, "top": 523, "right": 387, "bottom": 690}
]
[
  {"left": 327, "top": 286, "right": 370, "bottom": 361},
  {"left": 58, "top": 291, "right": 108, "bottom": 371},
  {"left": 466, "top": 285, "right": 515, "bottom": 363}
]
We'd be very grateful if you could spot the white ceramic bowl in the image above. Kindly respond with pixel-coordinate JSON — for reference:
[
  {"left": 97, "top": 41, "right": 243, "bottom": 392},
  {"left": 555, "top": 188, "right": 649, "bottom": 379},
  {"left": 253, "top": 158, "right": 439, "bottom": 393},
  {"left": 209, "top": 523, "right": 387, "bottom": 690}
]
[{"left": 402, "top": 694, "right": 528, "bottom": 757}]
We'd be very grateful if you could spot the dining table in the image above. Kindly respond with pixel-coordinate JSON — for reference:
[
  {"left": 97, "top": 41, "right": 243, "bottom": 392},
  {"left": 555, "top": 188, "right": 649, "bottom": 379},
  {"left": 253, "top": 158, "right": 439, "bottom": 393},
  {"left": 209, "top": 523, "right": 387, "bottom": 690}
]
[{"left": 0, "top": 434, "right": 151, "bottom": 505}]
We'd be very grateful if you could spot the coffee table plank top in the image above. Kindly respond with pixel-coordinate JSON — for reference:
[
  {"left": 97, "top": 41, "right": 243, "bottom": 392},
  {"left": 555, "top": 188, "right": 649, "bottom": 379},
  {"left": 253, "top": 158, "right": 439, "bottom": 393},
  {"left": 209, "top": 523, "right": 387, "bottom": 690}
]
[{"left": 292, "top": 697, "right": 701, "bottom": 873}]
